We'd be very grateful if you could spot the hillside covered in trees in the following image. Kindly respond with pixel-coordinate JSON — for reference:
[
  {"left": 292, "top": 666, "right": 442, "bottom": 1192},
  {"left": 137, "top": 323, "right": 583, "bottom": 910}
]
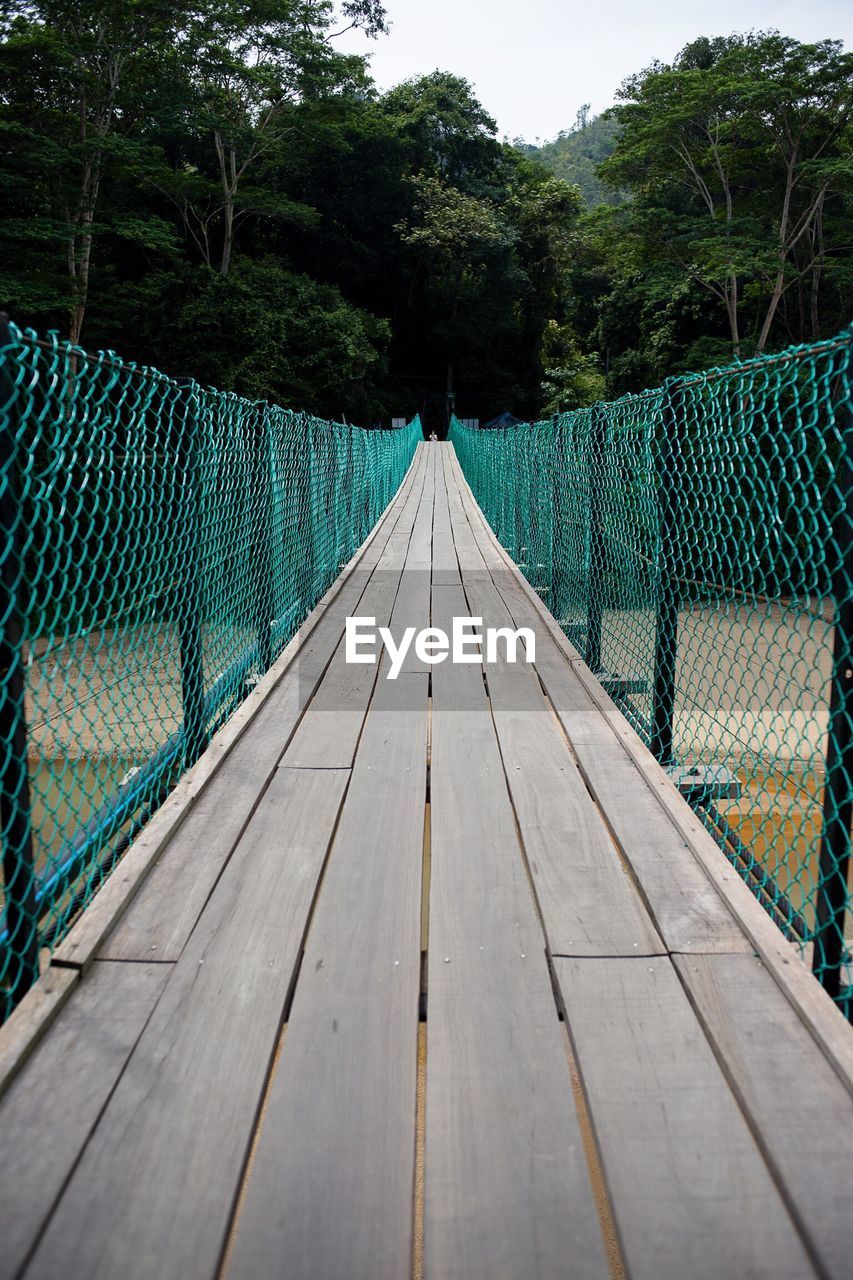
[
  {"left": 515, "top": 107, "right": 625, "bottom": 210},
  {"left": 1, "top": 7, "right": 851, "bottom": 428}
]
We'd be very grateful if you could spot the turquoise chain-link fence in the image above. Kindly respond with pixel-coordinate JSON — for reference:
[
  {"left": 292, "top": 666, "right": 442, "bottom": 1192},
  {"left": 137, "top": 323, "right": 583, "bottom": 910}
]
[
  {"left": 450, "top": 328, "right": 853, "bottom": 1015},
  {"left": 0, "top": 319, "right": 421, "bottom": 1020}
]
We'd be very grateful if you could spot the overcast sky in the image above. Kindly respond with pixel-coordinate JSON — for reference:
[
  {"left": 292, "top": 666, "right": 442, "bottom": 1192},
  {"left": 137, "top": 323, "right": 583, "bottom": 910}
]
[{"left": 338, "top": 0, "right": 852, "bottom": 141}]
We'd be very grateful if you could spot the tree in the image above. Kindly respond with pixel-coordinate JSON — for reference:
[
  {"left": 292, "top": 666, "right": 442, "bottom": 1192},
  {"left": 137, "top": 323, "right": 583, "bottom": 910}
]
[
  {"left": 0, "top": 0, "right": 185, "bottom": 342},
  {"left": 517, "top": 113, "right": 625, "bottom": 210},
  {"left": 502, "top": 167, "right": 580, "bottom": 313},
  {"left": 602, "top": 32, "right": 853, "bottom": 355},
  {"left": 395, "top": 172, "right": 514, "bottom": 408},
  {"left": 165, "top": 0, "right": 386, "bottom": 278},
  {"left": 381, "top": 71, "right": 504, "bottom": 195},
  {"left": 165, "top": 258, "right": 390, "bottom": 415},
  {"left": 540, "top": 320, "right": 605, "bottom": 413},
  {"left": 0, "top": 0, "right": 388, "bottom": 338}
]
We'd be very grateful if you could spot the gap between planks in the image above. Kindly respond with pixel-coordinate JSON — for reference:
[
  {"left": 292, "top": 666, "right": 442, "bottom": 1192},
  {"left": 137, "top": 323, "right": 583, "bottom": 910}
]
[
  {"left": 438, "top": 444, "right": 633, "bottom": 1276},
  {"left": 217, "top": 1026, "right": 288, "bottom": 1280}
]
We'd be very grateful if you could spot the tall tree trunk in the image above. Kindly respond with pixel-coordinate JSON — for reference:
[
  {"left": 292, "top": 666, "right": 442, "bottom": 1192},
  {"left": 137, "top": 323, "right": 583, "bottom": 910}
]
[
  {"left": 68, "top": 162, "right": 100, "bottom": 346},
  {"left": 726, "top": 273, "right": 740, "bottom": 357},
  {"left": 69, "top": 217, "right": 95, "bottom": 345},
  {"left": 756, "top": 265, "right": 786, "bottom": 354},
  {"left": 220, "top": 196, "right": 234, "bottom": 277},
  {"left": 69, "top": 296, "right": 86, "bottom": 347},
  {"left": 810, "top": 194, "right": 825, "bottom": 341},
  {"left": 214, "top": 130, "right": 237, "bottom": 278},
  {"left": 796, "top": 266, "right": 808, "bottom": 343},
  {"left": 67, "top": 79, "right": 108, "bottom": 347},
  {"left": 756, "top": 148, "right": 798, "bottom": 354}
]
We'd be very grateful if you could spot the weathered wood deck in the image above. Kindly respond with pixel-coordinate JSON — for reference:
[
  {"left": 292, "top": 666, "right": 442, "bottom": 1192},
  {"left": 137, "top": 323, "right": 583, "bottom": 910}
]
[{"left": 1, "top": 442, "right": 852, "bottom": 1280}]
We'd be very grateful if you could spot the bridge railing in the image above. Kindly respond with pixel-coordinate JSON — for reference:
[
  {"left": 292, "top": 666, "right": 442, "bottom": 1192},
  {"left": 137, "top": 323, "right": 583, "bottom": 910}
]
[
  {"left": 450, "top": 328, "right": 853, "bottom": 1014},
  {"left": 0, "top": 319, "right": 421, "bottom": 1019}
]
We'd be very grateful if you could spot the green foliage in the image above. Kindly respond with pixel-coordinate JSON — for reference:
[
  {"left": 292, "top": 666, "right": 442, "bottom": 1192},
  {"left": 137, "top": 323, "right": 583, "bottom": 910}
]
[
  {"left": 539, "top": 320, "right": 606, "bottom": 413},
  {"left": 1, "top": 9, "right": 850, "bottom": 418},
  {"left": 381, "top": 70, "right": 503, "bottom": 193},
  {"left": 517, "top": 110, "right": 626, "bottom": 209},
  {"left": 396, "top": 174, "right": 512, "bottom": 257},
  {"left": 601, "top": 32, "right": 853, "bottom": 357},
  {"left": 100, "top": 259, "right": 390, "bottom": 419}
]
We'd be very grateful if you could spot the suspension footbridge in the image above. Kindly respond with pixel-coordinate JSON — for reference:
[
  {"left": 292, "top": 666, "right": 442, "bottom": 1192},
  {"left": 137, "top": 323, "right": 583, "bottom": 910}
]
[{"left": 0, "top": 325, "right": 852, "bottom": 1278}]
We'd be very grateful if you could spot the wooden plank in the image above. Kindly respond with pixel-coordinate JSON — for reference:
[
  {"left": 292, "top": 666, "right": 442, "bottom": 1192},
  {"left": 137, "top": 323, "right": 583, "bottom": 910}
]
[
  {"left": 406, "top": 443, "right": 436, "bottom": 572},
  {"left": 571, "top": 658, "right": 853, "bottom": 1086},
  {"left": 0, "top": 960, "right": 171, "bottom": 1279},
  {"left": 442, "top": 454, "right": 664, "bottom": 957},
  {"left": 0, "top": 966, "right": 77, "bottom": 1100},
  {"left": 395, "top": 444, "right": 436, "bottom": 672},
  {"left": 26, "top": 767, "right": 350, "bottom": 1280},
  {"left": 97, "top": 682, "right": 304, "bottom": 962},
  {"left": 446, "top": 447, "right": 750, "bottom": 956},
  {"left": 425, "top": 580, "right": 608, "bottom": 1280},
  {"left": 227, "top": 671, "right": 429, "bottom": 1280},
  {"left": 100, "top": 452, "right": 424, "bottom": 962},
  {"left": 554, "top": 955, "right": 816, "bottom": 1280},
  {"left": 530, "top": 661, "right": 751, "bottom": 954},
  {"left": 56, "top": 450, "right": 423, "bottom": 971},
  {"left": 487, "top": 676, "right": 664, "bottom": 956},
  {"left": 373, "top": 443, "right": 435, "bottom": 676},
  {"left": 431, "top": 445, "right": 460, "bottom": 585},
  {"left": 280, "top": 572, "right": 405, "bottom": 767},
  {"left": 290, "top": 446, "right": 427, "bottom": 689},
  {"left": 280, "top": 446, "right": 432, "bottom": 766},
  {"left": 673, "top": 952, "right": 853, "bottom": 1279},
  {"left": 451, "top": 439, "right": 853, "bottom": 1080}
]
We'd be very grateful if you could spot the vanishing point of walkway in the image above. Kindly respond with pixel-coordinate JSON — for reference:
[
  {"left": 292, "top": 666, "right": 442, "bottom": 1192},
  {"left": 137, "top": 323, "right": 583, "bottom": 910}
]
[{"left": 0, "top": 443, "right": 852, "bottom": 1280}]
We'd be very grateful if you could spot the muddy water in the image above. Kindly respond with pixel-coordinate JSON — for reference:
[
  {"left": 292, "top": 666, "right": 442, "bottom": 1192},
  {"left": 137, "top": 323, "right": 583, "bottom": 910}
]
[
  {"left": 718, "top": 767, "right": 853, "bottom": 937},
  {"left": 0, "top": 758, "right": 136, "bottom": 924},
  {"left": 27, "top": 757, "right": 137, "bottom": 874}
]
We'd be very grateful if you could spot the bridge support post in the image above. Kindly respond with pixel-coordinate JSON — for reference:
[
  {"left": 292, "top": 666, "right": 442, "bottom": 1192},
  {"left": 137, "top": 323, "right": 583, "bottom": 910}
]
[
  {"left": 252, "top": 405, "right": 275, "bottom": 675},
  {"left": 549, "top": 417, "right": 568, "bottom": 627},
  {"left": 0, "top": 314, "right": 40, "bottom": 1010},
  {"left": 814, "top": 369, "right": 853, "bottom": 1006},
  {"left": 649, "top": 380, "right": 684, "bottom": 765},
  {"left": 177, "top": 380, "right": 208, "bottom": 770},
  {"left": 585, "top": 404, "right": 608, "bottom": 673}
]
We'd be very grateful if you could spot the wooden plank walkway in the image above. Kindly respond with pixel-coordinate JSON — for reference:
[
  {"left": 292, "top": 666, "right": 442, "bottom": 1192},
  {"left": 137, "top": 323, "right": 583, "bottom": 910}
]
[{"left": 1, "top": 441, "right": 852, "bottom": 1280}]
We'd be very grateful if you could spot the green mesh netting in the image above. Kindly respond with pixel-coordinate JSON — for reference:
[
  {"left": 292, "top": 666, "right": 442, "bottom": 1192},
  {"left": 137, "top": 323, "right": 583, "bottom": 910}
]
[
  {"left": 450, "top": 329, "right": 853, "bottom": 1014},
  {"left": 0, "top": 322, "right": 421, "bottom": 1019}
]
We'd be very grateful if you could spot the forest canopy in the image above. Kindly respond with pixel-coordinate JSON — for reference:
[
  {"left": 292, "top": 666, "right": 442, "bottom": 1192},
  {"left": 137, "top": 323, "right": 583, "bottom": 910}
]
[{"left": 1, "top": 6, "right": 851, "bottom": 427}]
